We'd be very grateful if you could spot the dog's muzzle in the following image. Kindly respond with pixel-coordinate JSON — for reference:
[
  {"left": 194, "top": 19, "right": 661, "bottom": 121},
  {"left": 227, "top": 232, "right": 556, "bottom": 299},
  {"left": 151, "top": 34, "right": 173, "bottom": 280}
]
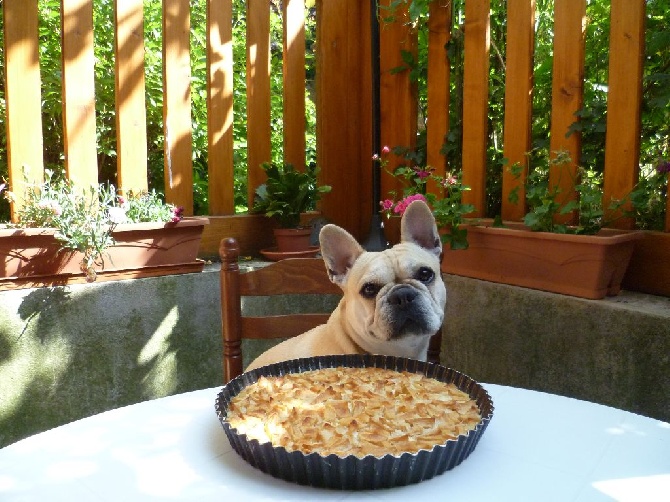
[{"left": 386, "top": 284, "right": 433, "bottom": 338}]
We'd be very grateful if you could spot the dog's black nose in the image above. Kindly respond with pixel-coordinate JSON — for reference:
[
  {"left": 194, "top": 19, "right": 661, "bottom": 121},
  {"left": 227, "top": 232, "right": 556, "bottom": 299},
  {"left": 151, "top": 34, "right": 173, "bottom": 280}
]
[{"left": 388, "top": 285, "right": 418, "bottom": 308}]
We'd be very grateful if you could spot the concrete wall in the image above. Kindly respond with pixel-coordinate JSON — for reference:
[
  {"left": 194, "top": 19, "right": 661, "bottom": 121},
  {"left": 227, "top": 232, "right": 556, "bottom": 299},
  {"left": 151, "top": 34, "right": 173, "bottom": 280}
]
[
  {"left": 441, "top": 275, "right": 670, "bottom": 422},
  {"left": 0, "top": 271, "right": 222, "bottom": 448},
  {"left": 1, "top": 266, "right": 668, "bottom": 447}
]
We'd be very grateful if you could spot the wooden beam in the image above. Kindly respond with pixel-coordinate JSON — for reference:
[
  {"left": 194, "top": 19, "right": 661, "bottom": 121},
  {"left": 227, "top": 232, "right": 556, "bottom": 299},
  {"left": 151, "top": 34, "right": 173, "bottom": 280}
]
[
  {"left": 207, "top": 0, "right": 235, "bottom": 215},
  {"left": 246, "top": 0, "right": 271, "bottom": 202},
  {"left": 316, "top": 0, "right": 368, "bottom": 239},
  {"left": 461, "top": 0, "right": 490, "bottom": 217},
  {"left": 603, "top": 0, "right": 645, "bottom": 229},
  {"left": 426, "top": 0, "right": 452, "bottom": 187},
  {"left": 283, "top": 0, "right": 306, "bottom": 171},
  {"left": 501, "top": 0, "right": 535, "bottom": 221},
  {"left": 61, "top": 0, "right": 99, "bottom": 189},
  {"left": 114, "top": 0, "right": 149, "bottom": 193},
  {"left": 163, "top": 0, "right": 194, "bottom": 214},
  {"left": 548, "top": 0, "right": 586, "bottom": 224},
  {"left": 3, "top": 0, "right": 44, "bottom": 220}
]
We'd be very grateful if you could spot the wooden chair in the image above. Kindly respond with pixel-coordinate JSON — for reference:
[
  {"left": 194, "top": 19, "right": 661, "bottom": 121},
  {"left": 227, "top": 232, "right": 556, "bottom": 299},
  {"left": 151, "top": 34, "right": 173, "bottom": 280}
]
[{"left": 219, "top": 237, "right": 443, "bottom": 383}]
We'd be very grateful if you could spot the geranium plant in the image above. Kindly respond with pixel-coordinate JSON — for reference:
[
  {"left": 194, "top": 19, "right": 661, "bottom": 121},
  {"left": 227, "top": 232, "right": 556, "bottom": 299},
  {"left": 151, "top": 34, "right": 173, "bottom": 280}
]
[
  {"left": 1, "top": 169, "right": 183, "bottom": 282},
  {"left": 378, "top": 145, "right": 474, "bottom": 250}
]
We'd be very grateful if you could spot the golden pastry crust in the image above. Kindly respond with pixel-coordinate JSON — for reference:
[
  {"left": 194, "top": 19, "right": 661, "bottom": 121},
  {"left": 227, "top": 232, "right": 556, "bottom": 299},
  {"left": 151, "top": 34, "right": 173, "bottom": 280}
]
[{"left": 226, "top": 366, "right": 481, "bottom": 458}]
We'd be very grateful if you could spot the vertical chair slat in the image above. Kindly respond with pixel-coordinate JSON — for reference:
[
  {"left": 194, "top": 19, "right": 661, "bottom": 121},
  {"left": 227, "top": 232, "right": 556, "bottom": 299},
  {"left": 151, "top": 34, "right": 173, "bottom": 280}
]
[
  {"left": 163, "top": 0, "right": 194, "bottom": 214},
  {"left": 61, "top": 0, "right": 98, "bottom": 189},
  {"left": 114, "top": 0, "right": 149, "bottom": 193},
  {"left": 3, "top": 0, "right": 44, "bottom": 219}
]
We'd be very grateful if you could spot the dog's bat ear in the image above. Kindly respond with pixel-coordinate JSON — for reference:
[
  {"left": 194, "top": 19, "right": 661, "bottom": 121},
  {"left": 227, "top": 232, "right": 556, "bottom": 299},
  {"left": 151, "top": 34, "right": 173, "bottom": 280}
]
[
  {"left": 319, "top": 224, "right": 364, "bottom": 286},
  {"left": 400, "top": 200, "right": 442, "bottom": 258}
]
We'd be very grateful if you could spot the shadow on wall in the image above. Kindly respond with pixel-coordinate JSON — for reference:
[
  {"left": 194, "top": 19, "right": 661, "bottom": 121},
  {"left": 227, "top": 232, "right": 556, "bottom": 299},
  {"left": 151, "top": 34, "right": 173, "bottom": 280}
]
[{"left": 0, "top": 272, "right": 222, "bottom": 448}]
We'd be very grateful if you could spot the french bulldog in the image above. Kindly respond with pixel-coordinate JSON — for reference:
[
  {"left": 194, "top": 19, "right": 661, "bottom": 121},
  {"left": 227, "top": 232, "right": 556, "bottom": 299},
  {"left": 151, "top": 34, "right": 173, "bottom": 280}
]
[{"left": 246, "top": 200, "right": 447, "bottom": 371}]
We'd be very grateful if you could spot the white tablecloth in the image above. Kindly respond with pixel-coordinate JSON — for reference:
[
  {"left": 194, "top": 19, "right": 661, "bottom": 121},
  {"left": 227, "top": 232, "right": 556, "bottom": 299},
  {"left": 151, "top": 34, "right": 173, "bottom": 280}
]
[{"left": 1, "top": 384, "right": 668, "bottom": 501}]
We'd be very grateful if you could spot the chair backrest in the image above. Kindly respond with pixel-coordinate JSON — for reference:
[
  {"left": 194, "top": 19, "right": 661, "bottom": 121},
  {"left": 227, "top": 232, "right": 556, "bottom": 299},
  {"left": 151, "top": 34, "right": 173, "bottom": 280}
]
[{"left": 219, "top": 237, "right": 443, "bottom": 383}]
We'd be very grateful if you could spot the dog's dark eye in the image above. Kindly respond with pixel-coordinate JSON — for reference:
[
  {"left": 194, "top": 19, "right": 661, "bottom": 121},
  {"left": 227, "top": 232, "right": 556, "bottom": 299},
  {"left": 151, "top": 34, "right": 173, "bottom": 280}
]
[
  {"left": 415, "top": 267, "right": 434, "bottom": 284},
  {"left": 360, "top": 283, "right": 381, "bottom": 299}
]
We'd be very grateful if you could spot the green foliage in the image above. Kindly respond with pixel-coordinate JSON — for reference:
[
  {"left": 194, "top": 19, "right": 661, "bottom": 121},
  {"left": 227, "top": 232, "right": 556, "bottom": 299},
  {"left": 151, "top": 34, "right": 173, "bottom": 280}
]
[
  {"left": 509, "top": 150, "right": 617, "bottom": 235},
  {"left": 0, "top": 0, "right": 667, "bottom": 227},
  {"left": 252, "top": 162, "right": 331, "bottom": 229}
]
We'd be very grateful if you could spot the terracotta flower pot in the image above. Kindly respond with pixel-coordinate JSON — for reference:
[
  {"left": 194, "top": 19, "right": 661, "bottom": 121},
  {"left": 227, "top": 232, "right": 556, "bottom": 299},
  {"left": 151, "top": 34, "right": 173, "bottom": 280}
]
[
  {"left": 441, "top": 221, "right": 643, "bottom": 300},
  {"left": 273, "top": 227, "right": 313, "bottom": 252},
  {"left": 0, "top": 217, "right": 209, "bottom": 289}
]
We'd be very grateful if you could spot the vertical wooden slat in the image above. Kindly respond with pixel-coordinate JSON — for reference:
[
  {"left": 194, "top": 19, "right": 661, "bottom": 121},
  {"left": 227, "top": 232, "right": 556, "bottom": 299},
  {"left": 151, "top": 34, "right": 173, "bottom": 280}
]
[
  {"left": 3, "top": 0, "right": 44, "bottom": 220},
  {"left": 163, "top": 0, "right": 194, "bottom": 214},
  {"left": 501, "top": 0, "right": 535, "bottom": 221},
  {"left": 379, "top": 0, "right": 418, "bottom": 242},
  {"left": 603, "top": 0, "right": 645, "bottom": 229},
  {"left": 207, "top": 0, "right": 235, "bottom": 215},
  {"left": 548, "top": 0, "right": 585, "bottom": 224},
  {"left": 283, "top": 0, "right": 306, "bottom": 171},
  {"left": 426, "top": 0, "right": 452, "bottom": 187},
  {"left": 460, "top": 0, "right": 490, "bottom": 217},
  {"left": 316, "top": 0, "right": 368, "bottom": 238},
  {"left": 114, "top": 0, "right": 149, "bottom": 193},
  {"left": 246, "top": 0, "right": 271, "bottom": 202},
  {"left": 61, "top": 0, "right": 98, "bottom": 189}
]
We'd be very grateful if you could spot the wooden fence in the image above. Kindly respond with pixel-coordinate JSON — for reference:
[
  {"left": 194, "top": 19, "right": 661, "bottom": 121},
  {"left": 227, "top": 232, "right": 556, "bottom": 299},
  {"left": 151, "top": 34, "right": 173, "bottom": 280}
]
[{"left": 2, "top": 0, "right": 668, "bottom": 295}]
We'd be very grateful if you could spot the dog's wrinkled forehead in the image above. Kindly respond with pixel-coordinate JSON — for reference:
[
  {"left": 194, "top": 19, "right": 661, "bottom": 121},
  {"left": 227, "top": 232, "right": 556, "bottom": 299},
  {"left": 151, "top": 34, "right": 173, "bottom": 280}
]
[{"left": 348, "top": 242, "right": 440, "bottom": 286}]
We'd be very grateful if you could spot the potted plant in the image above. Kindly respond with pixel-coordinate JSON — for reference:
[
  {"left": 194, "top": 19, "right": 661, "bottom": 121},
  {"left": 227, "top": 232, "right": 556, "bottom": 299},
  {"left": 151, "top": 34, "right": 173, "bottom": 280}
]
[
  {"left": 0, "top": 170, "right": 209, "bottom": 288},
  {"left": 253, "top": 162, "right": 331, "bottom": 257},
  {"left": 380, "top": 147, "right": 644, "bottom": 300}
]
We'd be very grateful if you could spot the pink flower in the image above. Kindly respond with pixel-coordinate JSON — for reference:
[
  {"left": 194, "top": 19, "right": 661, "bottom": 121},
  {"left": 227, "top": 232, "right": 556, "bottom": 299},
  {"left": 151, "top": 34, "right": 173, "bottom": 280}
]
[
  {"left": 380, "top": 199, "right": 394, "bottom": 211},
  {"left": 393, "top": 194, "right": 426, "bottom": 215},
  {"left": 382, "top": 145, "right": 391, "bottom": 154},
  {"left": 171, "top": 206, "right": 184, "bottom": 222},
  {"left": 416, "top": 169, "right": 430, "bottom": 180},
  {"left": 372, "top": 153, "right": 380, "bottom": 161}
]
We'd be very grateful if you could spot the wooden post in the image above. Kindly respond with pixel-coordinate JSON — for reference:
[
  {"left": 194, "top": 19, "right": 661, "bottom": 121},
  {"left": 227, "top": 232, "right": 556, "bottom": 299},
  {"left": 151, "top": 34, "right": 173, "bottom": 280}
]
[
  {"left": 426, "top": 0, "right": 452, "bottom": 187},
  {"left": 603, "top": 0, "right": 645, "bottom": 229},
  {"left": 378, "top": 1, "right": 418, "bottom": 243},
  {"left": 61, "top": 0, "right": 98, "bottom": 189},
  {"left": 163, "top": 0, "right": 194, "bottom": 214},
  {"left": 548, "top": 0, "right": 586, "bottom": 225},
  {"left": 246, "top": 0, "right": 271, "bottom": 202},
  {"left": 316, "top": 0, "right": 368, "bottom": 239},
  {"left": 206, "top": 0, "right": 235, "bottom": 215},
  {"left": 461, "top": 0, "right": 490, "bottom": 217},
  {"left": 3, "top": 0, "right": 44, "bottom": 220},
  {"left": 501, "top": 0, "right": 535, "bottom": 221},
  {"left": 283, "top": 0, "right": 306, "bottom": 171},
  {"left": 114, "top": 0, "right": 149, "bottom": 193}
]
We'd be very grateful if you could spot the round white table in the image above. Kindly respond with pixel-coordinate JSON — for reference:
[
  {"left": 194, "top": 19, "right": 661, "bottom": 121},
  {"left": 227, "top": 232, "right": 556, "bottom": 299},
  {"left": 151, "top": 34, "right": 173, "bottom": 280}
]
[{"left": 0, "top": 384, "right": 668, "bottom": 501}]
